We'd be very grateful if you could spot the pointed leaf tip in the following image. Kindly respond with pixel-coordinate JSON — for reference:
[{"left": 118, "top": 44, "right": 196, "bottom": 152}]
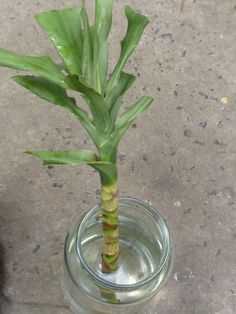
[
  {"left": 25, "top": 150, "right": 33, "bottom": 155},
  {"left": 115, "top": 96, "right": 153, "bottom": 129},
  {"left": 25, "top": 150, "right": 98, "bottom": 165},
  {"left": 124, "top": 5, "right": 149, "bottom": 25}
]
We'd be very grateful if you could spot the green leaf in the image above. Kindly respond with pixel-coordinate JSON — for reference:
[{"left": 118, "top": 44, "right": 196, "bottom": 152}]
[
  {"left": 105, "top": 6, "right": 149, "bottom": 100},
  {"left": 81, "top": 2, "right": 93, "bottom": 86},
  {"left": 95, "top": 0, "right": 113, "bottom": 45},
  {"left": 12, "top": 75, "right": 101, "bottom": 146},
  {"left": 99, "top": 119, "right": 134, "bottom": 163},
  {"left": 26, "top": 150, "right": 117, "bottom": 186},
  {"left": 107, "top": 71, "right": 136, "bottom": 111},
  {"left": 115, "top": 96, "right": 153, "bottom": 129},
  {"left": 93, "top": 0, "right": 113, "bottom": 92},
  {"left": 0, "top": 49, "right": 66, "bottom": 87},
  {"left": 109, "top": 72, "right": 136, "bottom": 129},
  {"left": 35, "top": 8, "right": 83, "bottom": 75},
  {"left": 99, "top": 96, "right": 153, "bottom": 162},
  {"left": 66, "top": 75, "right": 110, "bottom": 133},
  {"left": 89, "top": 161, "right": 117, "bottom": 186},
  {"left": 26, "top": 150, "right": 98, "bottom": 165},
  {"left": 12, "top": 75, "right": 79, "bottom": 113}
]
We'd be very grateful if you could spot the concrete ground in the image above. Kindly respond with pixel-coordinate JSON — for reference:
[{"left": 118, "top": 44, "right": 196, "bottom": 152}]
[{"left": 0, "top": 0, "right": 235, "bottom": 313}]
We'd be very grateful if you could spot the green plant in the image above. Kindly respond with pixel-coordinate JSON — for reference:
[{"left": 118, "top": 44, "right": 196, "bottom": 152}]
[{"left": 0, "top": 0, "right": 153, "bottom": 272}]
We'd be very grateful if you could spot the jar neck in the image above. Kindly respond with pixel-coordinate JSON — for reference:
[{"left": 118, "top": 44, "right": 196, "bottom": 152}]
[{"left": 76, "top": 197, "right": 172, "bottom": 292}]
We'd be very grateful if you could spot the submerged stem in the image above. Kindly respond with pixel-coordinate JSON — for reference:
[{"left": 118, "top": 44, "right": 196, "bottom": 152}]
[{"left": 101, "top": 181, "right": 119, "bottom": 272}]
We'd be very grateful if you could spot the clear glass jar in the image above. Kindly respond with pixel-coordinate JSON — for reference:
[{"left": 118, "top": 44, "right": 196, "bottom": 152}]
[{"left": 62, "top": 197, "right": 173, "bottom": 314}]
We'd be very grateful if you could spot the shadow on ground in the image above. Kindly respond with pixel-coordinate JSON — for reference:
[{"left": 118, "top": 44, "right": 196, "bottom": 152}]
[
  {"left": 0, "top": 241, "right": 6, "bottom": 310},
  {"left": 0, "top": 240, "right": 13, "bottom": 311}
]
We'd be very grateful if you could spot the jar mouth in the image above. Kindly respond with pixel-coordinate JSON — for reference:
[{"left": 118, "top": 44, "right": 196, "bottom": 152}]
[{"left": 74, "top": 197, "right": 172, "bottom": 291}]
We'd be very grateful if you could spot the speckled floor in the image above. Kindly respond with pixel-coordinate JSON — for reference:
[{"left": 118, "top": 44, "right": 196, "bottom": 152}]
[{"left": 0, "top": 1, "right": 235, "bottom": 313}]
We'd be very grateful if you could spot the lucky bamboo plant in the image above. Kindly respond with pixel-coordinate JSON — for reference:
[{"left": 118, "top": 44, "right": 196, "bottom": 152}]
[{"left": 0, "top": 0, "right": 153, "bottom": 273}]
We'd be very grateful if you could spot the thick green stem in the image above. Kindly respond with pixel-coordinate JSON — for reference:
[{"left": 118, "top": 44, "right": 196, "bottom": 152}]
[{"left": 101, "top": 181, "right": 119, "bottom": 273}]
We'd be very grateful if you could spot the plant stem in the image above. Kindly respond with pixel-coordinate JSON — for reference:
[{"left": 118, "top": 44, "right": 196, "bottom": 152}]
[{"left": 101, "top": 180, "right": 119, "bottom": 273}]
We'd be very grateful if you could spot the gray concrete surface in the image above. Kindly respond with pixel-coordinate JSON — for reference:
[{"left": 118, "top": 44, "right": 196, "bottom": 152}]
[{"left": 0, "top": 0, "right": 235, "bottom": 313}]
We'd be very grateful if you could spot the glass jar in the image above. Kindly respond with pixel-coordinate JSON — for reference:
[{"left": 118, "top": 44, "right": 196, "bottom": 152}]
[{"left": 62, "top": 197, "right": 173, "bottom": 314}]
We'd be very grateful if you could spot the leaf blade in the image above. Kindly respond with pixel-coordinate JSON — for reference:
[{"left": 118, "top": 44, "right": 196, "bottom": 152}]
[
  {"left": 0, "top": 48, "right": 66, "bottom": 87},
  {"left": 93, "top": 0, "right": 113, "bottom": 91},
  {"left": 105, "top": 6, "right": 149, "bottom": 99},
  {"left": 12, "top": 75, "right": 76, "bottom": 111},
  {"left": 12, "top": 75, "right": 102, "bottom": 146},
  {"left": 81, "top": 3, "right": 93, "bottom": 86},
  {"left": 107, "top": 71, "right": 136, "bottom": 110},
  {"left": 89, "top": 161, "right": 117, "bottom": 186},
  {"left": 99, "top": 96, "right": 153, "bottom": 162},
  {"left": 35, "top": 8, "right": 83, "bottom": 75},
  {"left": 66, "top": 75, "right": 110, "bottom": 133},
  {"left": 26, "top": 150, "right": 98, "bottom": 165},
  {"left": 115, "top": 96, "right": 153, "bottom": 129},
  {"left": 109, "top": 71, "right": 136, "bottom": 128},
  {"left": 26, "top": 150, "right": 117, "bottom": 186}
]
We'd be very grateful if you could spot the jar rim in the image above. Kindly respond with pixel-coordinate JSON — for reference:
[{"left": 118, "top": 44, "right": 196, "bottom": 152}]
[{"left": 71, "top": 197, "right": 172, "bottom": 291}]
